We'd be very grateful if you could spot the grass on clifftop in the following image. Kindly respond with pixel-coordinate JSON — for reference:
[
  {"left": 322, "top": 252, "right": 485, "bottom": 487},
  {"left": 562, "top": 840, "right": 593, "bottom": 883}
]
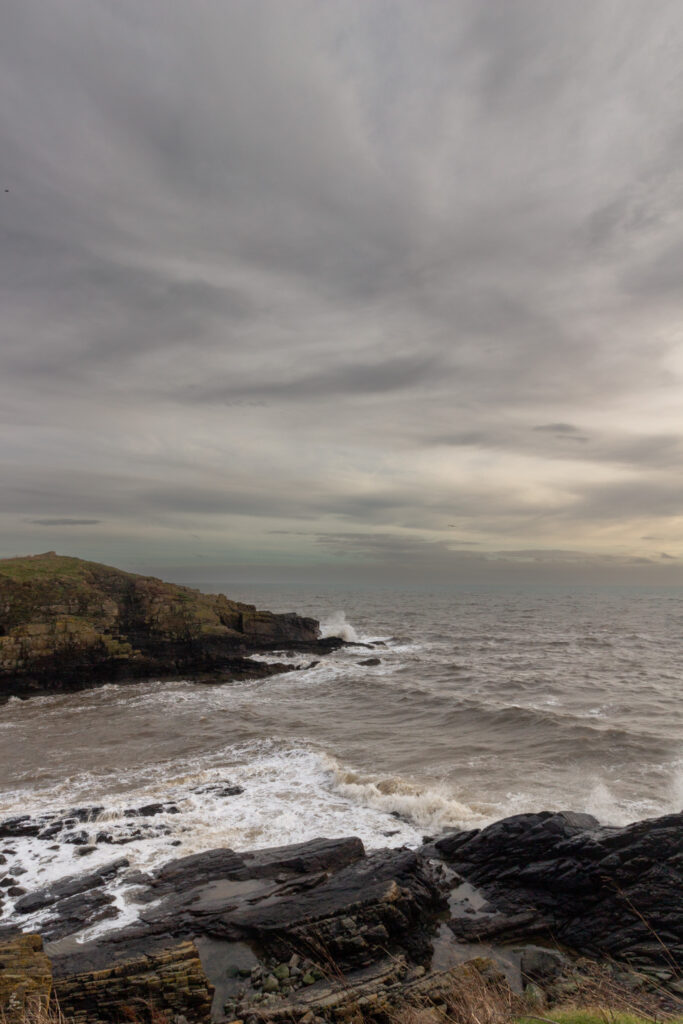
[{"left": 0, "top": 552, "right": 135, "bottom": 582}]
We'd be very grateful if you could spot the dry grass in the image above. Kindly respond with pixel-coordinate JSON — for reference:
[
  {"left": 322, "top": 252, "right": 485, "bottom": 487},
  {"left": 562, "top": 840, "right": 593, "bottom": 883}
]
[
  {"left": 4, "top": 956, "right": 682, "bottom": 1024},
  {"left": 548, "top": 959, "right": 682, "bottom": 1023},
  {"left": 397, "top": 963, "right": 519, "bottom": 1024}
]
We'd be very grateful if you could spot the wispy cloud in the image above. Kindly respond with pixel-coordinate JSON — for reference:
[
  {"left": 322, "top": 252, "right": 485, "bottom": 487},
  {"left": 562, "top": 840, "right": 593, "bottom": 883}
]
[{"left": 1, "top": 1, "right": 682, "bottom": 580}]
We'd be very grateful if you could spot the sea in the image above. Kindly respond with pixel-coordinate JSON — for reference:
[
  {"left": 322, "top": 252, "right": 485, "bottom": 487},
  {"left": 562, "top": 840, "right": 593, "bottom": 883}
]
[{"left": 1, "top": 583, "right": 682, "bottom": 936}]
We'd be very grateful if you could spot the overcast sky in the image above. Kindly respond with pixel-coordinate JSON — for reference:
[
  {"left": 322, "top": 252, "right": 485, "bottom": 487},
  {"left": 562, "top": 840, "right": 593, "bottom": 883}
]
[{"left": 2, "top": 1, "right": 683, "bottom": 586}]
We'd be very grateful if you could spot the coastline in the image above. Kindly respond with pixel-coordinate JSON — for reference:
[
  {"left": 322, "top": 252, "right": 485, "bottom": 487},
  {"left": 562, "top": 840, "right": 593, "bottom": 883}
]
[{"left": 1, "top": 808, "right": 681, "bottom": 1023}]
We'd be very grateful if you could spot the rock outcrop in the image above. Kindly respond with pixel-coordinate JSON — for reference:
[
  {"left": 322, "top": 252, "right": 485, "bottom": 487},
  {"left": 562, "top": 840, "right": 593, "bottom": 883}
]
[
  {"left": 1, "top": 811, "right": 681, "bottom": 1022},
  {"left": 0, "top": 552, "right": 338, "bottom": 699},
  {"left": 431, "top": 810, "right": 683, "bottom": 973},
  {"left": 0, "top": 934, "right": 52, "bottom": 1023},
  {"left": 53, "top": 941, "right": 213, "bottom": 1024}
]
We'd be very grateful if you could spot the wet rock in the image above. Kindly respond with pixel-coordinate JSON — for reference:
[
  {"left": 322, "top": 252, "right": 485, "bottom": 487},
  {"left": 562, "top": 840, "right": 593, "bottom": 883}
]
[
  {"left": 40, "top": 889, "right": 120, "bottom": 941},
  {"left": 124, "top": 801, "right": 180, "bottom": 817},
  {"left": 435, "top": 810, "right": 683, "bottom": 969},
  {"left": 358, "top": 657, "right": 381, "bottom": 666},
  {"left": 44, "top": 835, "right": 444, "bottom": 1010},
  {"left": 0, "top": 817, "right": 41, "bottom": 839},
  {"left": 192, "top": 782, "right": 244, "bottom": 799},
  {"left": 61, "top": 830, "right": 89, "bottom": 845},
  {"left": 14, "top": 858, "right": 129, "bottom": 914}
]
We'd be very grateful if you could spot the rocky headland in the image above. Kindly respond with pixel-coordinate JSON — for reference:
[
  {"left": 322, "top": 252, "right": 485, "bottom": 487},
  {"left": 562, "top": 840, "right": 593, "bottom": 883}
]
[
  {"left": 1, "top": 810, "right": 681, "bottom": 1024},
  {"left": 0, "top": 553, "right": 342, "bottom": 700}
]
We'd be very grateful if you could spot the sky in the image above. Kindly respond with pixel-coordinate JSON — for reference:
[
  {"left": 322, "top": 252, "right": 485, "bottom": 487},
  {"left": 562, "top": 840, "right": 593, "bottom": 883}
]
[{"left": 2, "top": 0, "right": 683, "bottom": 587}]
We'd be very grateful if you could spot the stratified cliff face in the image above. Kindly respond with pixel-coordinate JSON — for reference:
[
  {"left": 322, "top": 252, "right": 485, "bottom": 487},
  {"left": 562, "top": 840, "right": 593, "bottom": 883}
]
[{"left": 0, "top": 552, "right": 322, "bottom": 699}]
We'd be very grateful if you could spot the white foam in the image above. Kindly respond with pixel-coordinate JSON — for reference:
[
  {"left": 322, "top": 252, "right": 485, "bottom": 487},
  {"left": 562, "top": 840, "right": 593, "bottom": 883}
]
[
  {"left": 669, "top": 760, "right": 683, "bottom": 812},
  {"left": 326, "top": 765, "right": 487, "bottom": 832},
  {"left": 320, "top": 611, "right": 360, "bottom": 642},
  {"left": 0, "top": 742, "right": 430, "bottom": 937}
]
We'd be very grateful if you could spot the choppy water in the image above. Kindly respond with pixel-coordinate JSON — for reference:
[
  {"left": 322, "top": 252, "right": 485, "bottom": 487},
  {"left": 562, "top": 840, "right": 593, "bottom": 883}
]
[{"left": 1, "top": 584, "right": 681, "bottom": 935}]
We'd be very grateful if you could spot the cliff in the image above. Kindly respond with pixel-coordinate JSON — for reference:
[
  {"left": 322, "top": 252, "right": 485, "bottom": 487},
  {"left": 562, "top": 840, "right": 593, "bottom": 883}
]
[{"left": 0, "top": 552, "right": 329, "bottom": 700}]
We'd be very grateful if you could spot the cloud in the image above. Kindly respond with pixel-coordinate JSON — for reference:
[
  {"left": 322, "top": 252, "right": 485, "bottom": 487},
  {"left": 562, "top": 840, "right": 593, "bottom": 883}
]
[
  {"left": 178, "top": 353, "right": 441, "bottom": 404},
  {"left": 27, "top": 519, "right": 103, "bottom": 526},
  {"left": 1, "top": 1, "right": 682, "bottom": 580}
]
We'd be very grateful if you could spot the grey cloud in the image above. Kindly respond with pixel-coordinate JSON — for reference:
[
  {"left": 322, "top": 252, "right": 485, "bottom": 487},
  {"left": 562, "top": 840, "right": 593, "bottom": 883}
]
[
  {"left": 180, "top": 353, "right": 441, "bottom": 404},
  {"left": 27, "top": 518, "right": 102, "bottom": 526},
  {"left": 533, "top": 423, "right": 588, "bottom": 441},
  {"left": 429, "top": 425, "right": 683, "bottom": 471},
  {"left": 573, "top": 479, "right": 683, "bottom": 521},
  {"left": 1, "top": 1, "right": 682, "bottom": 580}
]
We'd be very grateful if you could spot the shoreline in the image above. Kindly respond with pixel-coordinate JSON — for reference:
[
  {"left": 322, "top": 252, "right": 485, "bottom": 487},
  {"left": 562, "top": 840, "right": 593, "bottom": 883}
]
[{"left": 1, "top": 808, "right": 681, "bottom": 1023}]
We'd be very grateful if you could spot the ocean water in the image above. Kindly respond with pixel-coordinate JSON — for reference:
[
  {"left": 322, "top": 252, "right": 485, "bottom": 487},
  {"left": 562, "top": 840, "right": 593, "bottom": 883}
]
[{"left": 1, "top": 584, "right": 682, "bottom": 936}]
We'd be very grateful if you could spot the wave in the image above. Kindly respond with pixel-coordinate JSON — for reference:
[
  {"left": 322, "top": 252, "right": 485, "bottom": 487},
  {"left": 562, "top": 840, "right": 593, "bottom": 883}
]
[
  {"left": 325, "top": 764, "right": 489, "bottom": 832},
  {"left": 320, "top": 610, "right": 360, "bottom": 642}
]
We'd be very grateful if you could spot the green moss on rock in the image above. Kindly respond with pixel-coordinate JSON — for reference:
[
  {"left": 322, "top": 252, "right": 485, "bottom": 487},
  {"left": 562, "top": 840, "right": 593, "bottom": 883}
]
[{"left": 0, "top": 552, "right": 321, "bottom": 698}]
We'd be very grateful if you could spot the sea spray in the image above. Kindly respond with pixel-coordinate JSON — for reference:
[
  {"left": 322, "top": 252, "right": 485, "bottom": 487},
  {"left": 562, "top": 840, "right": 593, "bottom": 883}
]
[{"left": 320, "top": 610, "right": 360, "bottom": 642}]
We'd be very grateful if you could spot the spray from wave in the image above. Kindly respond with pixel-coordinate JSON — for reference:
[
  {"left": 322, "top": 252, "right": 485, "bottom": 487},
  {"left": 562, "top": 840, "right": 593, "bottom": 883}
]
[
  {"left": 320, "top": 610, "right": 359, "bottom": 642},
  {"left": 324, "top": 761, "right": 490, "bottom": 832}
]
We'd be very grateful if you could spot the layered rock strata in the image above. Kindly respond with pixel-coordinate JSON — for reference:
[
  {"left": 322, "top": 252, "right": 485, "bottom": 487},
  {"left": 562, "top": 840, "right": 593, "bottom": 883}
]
[
  {"left": 1, "top": 811, "right": 680, "bottom": 1023},
  {"left": 0, "top": 934, "right": 52, "bottom": 1023}
]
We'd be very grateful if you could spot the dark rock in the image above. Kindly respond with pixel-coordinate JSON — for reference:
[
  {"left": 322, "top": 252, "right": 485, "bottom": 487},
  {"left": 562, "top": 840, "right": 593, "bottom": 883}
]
[
  {"left": 64, "top": 806, "right": 104, "bottom": 823},
  {"left": 241, "top": 835, "right": 365, "bottom": 878},
  {"left": 41, "top": 889, "right": 119, "bottom": 941},
  {"left": 46, "top": 834, "right": 443, "bottom": 999},
  {"left": 124, "top": 802, "right": 179, "bottom": 817},
  {"left": 14, "top": 858, "right": 129, "bottom": 914},
  {"left": 358, "top": 657, "right": 381, "bottom": 666},
  {"left": 192, "top": 782, "right": 244, "bottom": 798},
  {"left": 435, "top": 810, "right": 683, "bottom": 969},
  {"left": 62, "top": 830, "right": 89, "bottom": 845},
  {"left": 0, "top": 817, "right": 41, "bottom": 839}
]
